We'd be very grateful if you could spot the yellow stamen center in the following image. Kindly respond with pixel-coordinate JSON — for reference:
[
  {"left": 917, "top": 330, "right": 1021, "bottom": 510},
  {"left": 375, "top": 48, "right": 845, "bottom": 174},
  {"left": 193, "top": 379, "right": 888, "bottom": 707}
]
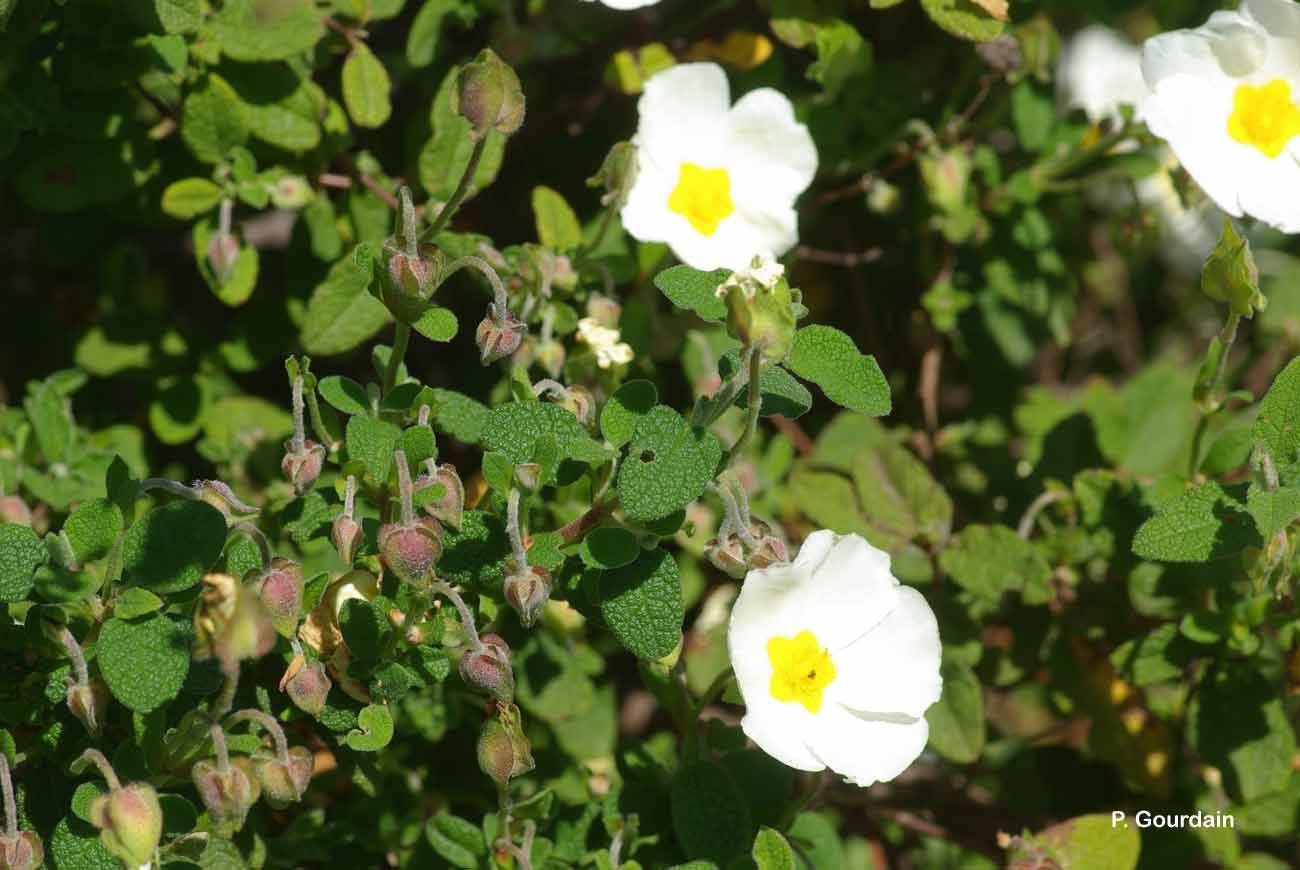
[
  {"left": 668, "top": 163, "right": 734, "bottom": 236},
  {"left": 766, "top": 629, "right": 835, "bottom": 714},
  {"left": 1227, "top": 79, "right": 1300, "bottom": 158}
]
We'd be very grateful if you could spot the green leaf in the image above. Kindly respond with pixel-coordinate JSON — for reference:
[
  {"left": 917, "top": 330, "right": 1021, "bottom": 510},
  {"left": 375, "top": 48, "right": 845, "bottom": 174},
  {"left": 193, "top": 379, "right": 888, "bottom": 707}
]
[
  {"left": 1110, "top": 623, "right": 1195, "bottom": 686},
  {"left": 1246, "top": 484, "right": 1300, "bottom": 539},
  {"left": 122, "top": 500, "right": 227, "bottom": 593},
  {"left": 318, "top": 375, "right": 371, "bottom": 416},
  {"left": 342, "top": 42, "right": 392, "bottom": 128},
  {"left": 616, "top": 406, "right": 722, "bottom": 522},
  {"left": 212, "top": 0, "right": 324, "bottom": 62},
  {"left": 1190, "top": 664, "right": 1297, "bottom": 802},
  {"left": 301, "top": 252, "right": 391, "bottom": 356},
  {"left": 806, "top": 19, "right": 872, "bottom": 100},
  {"left": 155, "top": 0, "right": 201, "bottom": 33},
  {"left": 49, "top": 815, "right": 118, "bottom": 870},
  {"left": 719, "top": 352, "right": 812, "bottom": 419},
  {"left": 938, "top": 524, "right": 1051, "bottom": 607},
  {"left": 752, "top": 828, "right": 796, "bottom": 870},
  {"left": 924, "top": 658, "right": 985, "bottom": 763},
  {"left": 1253, "top": 356, "right": 1300, "bottom": 466},
  {"left": 920, "top": 0, "right": 1004, "bottom": 42},
  {"left": 339, "top": 598, "right": 392, "bottom": 662},
  {"left": 98, "top": 613, "right": 190, "bottom": 713},
  {"left": 598, "top": 547, "right": 683, "bottom": 660},
  {"left": 1009, "top": 814, "right": 1139, "bottom": 870},
  {"left": 1132, "top": 482, "right": 1261, "bottom": 563},
  {"left": 0, "top": 524, "right": 46, "bottom": 603},
  {"left": 222, "top": 64, "right": 322, "bottom": 153},
  {"left": 430, "top": 389, "right": 490, "bottom": 443},
  {"left": 419, "top": 65, "right": 505, "bottom": 202},
  {"left": 62, "top": 497, "right": 123, "bottom": 563},
  {"left": 407, "top": 0, "right": 475, "bottom": 68},
  {"left": 162, "top": 178, "right": 223, "bottom": 219},
  {"left": 25, "top": 378, "right": 74, "bottom": 464},
  {"left": 579, "top": 527, "right": 639, "bottom": 570},
  {"left": 1010, "top": 80, "right": 1054, "bottom": 152},
  {"left": 412, "top": 305, "right": 458, "bottom": 342},
  {"left": 850, "top": 440, "right": 951, "bottom": 544},
  {"left": 181, "top": 74, "right": 248, "bottom": 165},
  {"left": 786, "top": 326, "right": 890, "bottom": 416},
  {"left": 531, "top": 186, "right": 583, "bottom": 252},
  {"left": 346, "top": 415, "right": 402, "bottom": 486},
  {"left": 149, "top": 376, "right": 208, "bottom": 445},
  {"left": 653, "top": 265, "right": 728, "bottom": 322},
  {"left": 600, "top": 380, "right": 658, "bottom": 449},
  {"left": 480, "top": 401, "right": 610, "bottom": 480},
  {"left": 345, "top": 703, "right": 395, "bottom": 751},
  {"left": 114, "top": 587, "right": 164, "bottom": 620},
  {"left": 439, "top": 511, "right": 511, "bottom": 591},
  {"left": 671, "top": 760, "right": 753, "bottom": 865},
  {"left": 425, "top": 814, "right": 487, "bottom": 869},
  {"left": 400, "top": 425, "right": 438, "bottom": 468}
]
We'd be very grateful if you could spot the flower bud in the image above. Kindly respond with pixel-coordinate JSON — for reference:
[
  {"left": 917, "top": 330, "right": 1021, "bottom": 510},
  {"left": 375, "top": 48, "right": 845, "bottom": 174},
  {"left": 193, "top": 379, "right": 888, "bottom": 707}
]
[
  {"left": 456, "top": 49, "right": 525, "bottom": 140},
  {"left": 586, "top": 141, "right": 638, "bottom": 210},
  {"left": 194, "top": 573, "right": 277, "bottom": 675},
  {"left": 0, "top": 831, "right": 43, "bottom": 870},
  {"left": 476, "top": 308, "right": 527, "bottom": 365},
  {"left": 514, "top": 463, "right": 542, "bottom": 492},
  {"left": 476, "top": 704, "right": 534, "bottom": 788},
  {"left": 459, "top": 634, "right": 514, "bottom": 703},
  {"left": 381, "top": 241, "right": 446, "bottom": 324},
  {"left": 419, "top": 463, "right": 465, "bottom": 531},
  {"left": 378, "top": 517, "right": 444, "bottom": 586},
  {"left": 748, "top": 531, "right": 789, "bottom": 569},
  {"left": 89, "top": 783, "right": 163, "bottom": 869},
  {"left": 503, "top": 565, "right": 553, "bottom": 628},
  {"left": 191, "top": 758, "right": 257, "bottom": 837},
  {"left": 66, "top": 678, "right": 111, "bottom": 736},
  {"left": 919, "top": 146, "right": 971, "bottom": 215},
  {"left": 281, "top": 439, "right": 326, "bottom": 495},
  {"left": 257, "top": 558, "right": 305, "bottom": 638},
  {"left": 718, "top": 256, "right": 796, "bottom": 365},
  {"left": 535, "top": 339, "right": 566, "bottom": 378},
  {"left": 270, "top": 175, "right": 313, "bottom": 209},
  {"left": 254, "top": 746, "right": 314, "bottom": 809},
  {"left": 1202, "top": 218, "right": 1265, "bottom": 318},
  {"left": 705, "top": 535, "right": 747, "bottom": 577},
  {"left": 331, "top": 513, "right": 362, "bottom": 565},
  {"left": 207, "top": 233, "right": 240, "bottom": 284},
  {"left": 557, "top": 384, "right": 595, "bottom": 429},
  {"left": 285, "top": 659, "right": 332, "bottom": 717},
  {"left": 0, "top": 495, "right": 32, "bottom": 527}
]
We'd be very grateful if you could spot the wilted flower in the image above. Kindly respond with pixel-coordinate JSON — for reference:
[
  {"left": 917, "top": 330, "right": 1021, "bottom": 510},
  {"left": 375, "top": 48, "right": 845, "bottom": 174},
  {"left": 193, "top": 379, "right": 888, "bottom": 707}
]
[{"left": 728, "top": 531, "right": 942, "bottom": 786}]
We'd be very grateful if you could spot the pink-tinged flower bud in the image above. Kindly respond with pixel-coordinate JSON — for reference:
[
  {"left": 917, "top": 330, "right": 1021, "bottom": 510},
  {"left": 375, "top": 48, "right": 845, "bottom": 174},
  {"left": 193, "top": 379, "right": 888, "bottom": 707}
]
[
  {"left": 476, "top": 309, "right": 527, "bottom": 365},
  {"left": 331, "top": 514, "right": 362, "bottom": 565},
  {"left": 281, "top": 440, "right": 326, "bottom": 495},
  {"left": 705, "top": 535, "right": 747, "bottom": 577},
  {"left": 0, "top": 830, "right": 43, "bottom": 870},
  {"left": 0, "top": 495, "right": 32, "bottom": 527},
  {"left": 194, "top": 573, "right": 277, "bottom": 676},
  {"left": 476, "top": 704, "right": 534, "bottom": 788},
  {"left": 89, "top": 783, "right": 162, "bottom": 869},
  {"left": 257, "top": 558, "right": 305, "bottom": 638},
  {"left": 513, "top": 463, "right": 542, "bottom": 492},
  {"left": 748, "top": 532, "right": 788, "bottom": 569},
  {"left": 381, "top": 240, "right": 447, "bottom": 324},
  {"left": 459, "top": 634, "right": 514, "bottom": 703},
  {"left": 503, "top": 565, "right": 552, "bottom": 628},
  {"left": 207, "top": 233, "right": 240, "bottom": 284},
  {"left": 191, "top": 758, "right": 257, "bottom": 837},
  {"left": 254, "top": 746, "right": 314, "bottom": 809},
  {"left": 285, "top": 659, "right": 332, "bottom": 718},
  {"left": 419, "top": 463, "right": 464, "bottom": 531},
  {"left": 456, "top": 49, "right": 525, "bottom": 140},
  {"left": 378, "top": 517, "right": 444, "bottom": 586},
  {"left": 66, "top": 678, "right": 111, "bottom": 737}
]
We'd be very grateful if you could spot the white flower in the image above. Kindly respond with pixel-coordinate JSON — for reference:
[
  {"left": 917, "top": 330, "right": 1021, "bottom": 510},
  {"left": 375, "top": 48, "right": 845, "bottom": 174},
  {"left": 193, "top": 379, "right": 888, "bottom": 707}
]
[
  {"left": 621, "top": 63, "right": 818, "bottom": 271},
  {"left": 715, "top": 254, "right": 785, "bottom": 299},
  {"left": 576, "top": 317, "right": 634, "bottom": 369},
  {"left": 582, "top": 0, "right": 659, "bottom": 8},
  {"left": 1142, "top": 0, "right": 1300, "bottom": 231},
  {"left": 727, "top": 530, "right": 942, "bottom": 786},
  {"left": 1057, "top": 26, "right": 1150, "bottom": 125}
]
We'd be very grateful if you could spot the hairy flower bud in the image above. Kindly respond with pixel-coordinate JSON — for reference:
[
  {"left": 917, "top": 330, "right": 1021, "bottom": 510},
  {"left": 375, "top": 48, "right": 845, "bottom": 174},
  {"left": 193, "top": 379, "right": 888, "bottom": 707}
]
[
  {"left": 254, "top": 746, "right": 314, "bottom": 809},
  {"left": 285, "top": 659, "right": 332, "bottom": 717},
  {"left": 476, "top": 704, "right": 534, "bottom": 788},
  {"left": 66, "top": 678, "right": 111, "bottom": 737},
  {"left": 89, "top": 783, "right": 163, "bottom": 869},
  {"left": 331, "top": 513, "right": 362, "bottom": 565},
  {"left": 705, "top": 535, "right": 747, "bottom": 577},
  {"left": 0, "top": 495, "right": 32, "bottom": 527},
  {"left": 456, "top": 49, "right": 525, "bottom": 140},
  {"left": 207, "top": 233, "right": 240, "bottom": 284},
  {"left": 513, "top": 463, "right": 542, "bottom": 492},
  {"left": 257, "top": 558, "right": 305, "bottom": 638},
  {"left": 503, "top": 565, "right": 553, "bottom": 628},
  {"left": 191, "top": 759, "right": 257, "bottom": 837},
  {"left": 378, "top": 517, "right": 444, "bottom": 586},
  {"left": 281, "top": 439, "right": 325, "bottom": 495},
  {"left": 718, "top": 256, "right": 796, "bottom": 364},
  {"left": 1202, "top": 218, "right": 1264, "bottom": 318},
  {"left": 476, "top": 308, "right": 527, "bottom": 365},
  {"left": 419, "top": 463, "right": 464, "bottom": 531},
  {"left": 586, "top": 141, "right": 638, "bottom": 210},
  {"left": 0, "top": 831, "right": 42, "bottom": 870},
  {"left": 459, "top": 634, "right": 514, "bottom": 703}
]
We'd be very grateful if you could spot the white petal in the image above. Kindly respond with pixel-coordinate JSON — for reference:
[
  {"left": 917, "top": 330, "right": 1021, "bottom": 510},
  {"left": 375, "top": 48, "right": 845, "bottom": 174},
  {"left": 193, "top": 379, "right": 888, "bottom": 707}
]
[
  {"left": 805, "top": 703, "right": 930, "bottom": 787},
  {"left": 1243, "top": 0, "right": 1300, "bottom": 39},
  {"left": 1141, "top": 75, "right": 1246, "bottom": 219},
  {"left": 1057, "top": 27, "right": 1147, "bottom": 124},
  {"left": 791, "top": 529, "right": 838, "bottom": 573},
  {"left": 722, "top": 88, "right": 818, "bottom": 206},
  {"left": 738, "top": 694, "right": 824, "bottom": 772},
  {"left": 588, "top": 0, "right": 660, "bottom": 8},
  {"left": 619, "top": 155, "right": 677, "bottom": 245},
  {"left": 635, "top": 64, "right": 730, "bottom": 168},
  {"left": 827, "top": 587, "right": 943, "bottom": 718},
  {"left": 804, "top": 533, "right": 899, "bottom": 651},
  {"left": 1141, "top": 11, "right": 1264, "bottom": 87},
  {"left": 660, "top": 202, "right": 796, "bottom": 271}
]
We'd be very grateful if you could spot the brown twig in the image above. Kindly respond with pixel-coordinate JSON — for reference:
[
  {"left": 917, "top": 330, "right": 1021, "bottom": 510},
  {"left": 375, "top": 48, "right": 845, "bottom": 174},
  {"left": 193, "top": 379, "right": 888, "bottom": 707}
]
[{"left": 794, "top": 245, "right": 883, "bottom": 268}]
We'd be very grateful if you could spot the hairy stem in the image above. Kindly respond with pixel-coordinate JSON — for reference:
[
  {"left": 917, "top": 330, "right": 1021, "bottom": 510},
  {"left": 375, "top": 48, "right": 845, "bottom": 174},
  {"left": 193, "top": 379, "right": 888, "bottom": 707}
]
[
  {"left": 140, "top": 478, "right": 199, "bottom": 500},
  {"left": 723, "top": 347, "right": 764, "bottom": 468},
  {"left": 59, "top": 627, "right": 90, "bottom": 687},
  {"left": 506, "top": 489, "right": 529, "bottom": 570},
  {"left": 1189, "top": 311, "right": 1242, "bottom": 478},
  {"left": 383, "top": 321, "right": 412, "bottom": 398},
  {"left": 394, "top": 450, "right": 416, "bottom": 527},
  {"left": 77, "top": 749, "right": 121, "bottom": 791},
  {"left": 431, "top": 580, "right": 482, "bottom": 651},
  {"left": 226, "top": 709, "right": 291, "bottom": 765},
  {"left": 212, "top": 671, "right": 240, "bottom": 720},
  {"left": 425, "top": 137, "right": 488, "bottom": 239},
  {"left": 210, "top": 723, "right": 231, "bottom": 774},
  {"left": 343, "top": 475, "right": 357, "bottom": 519},
  {"left": 234, "top": 522, "right": 273, "bottom": 571},
  {"left": 290, "top": 374, "right": 307, "bottom": 454},
  {"left": 444, "top": 255, "right": 509, "bottom": 311},
  {"left": 1017, "top": 490, "right": 1070, "bottom": 539},
  {"left": 0, "top": 755, "right": 17, "bottom": 840}
]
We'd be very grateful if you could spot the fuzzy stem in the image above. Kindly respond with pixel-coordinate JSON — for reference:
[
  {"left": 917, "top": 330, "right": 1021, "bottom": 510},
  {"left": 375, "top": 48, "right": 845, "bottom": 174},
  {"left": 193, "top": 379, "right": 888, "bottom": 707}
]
[
  {"left": 303, "top": 382, "right": 338, "bottom": 451},
  {"left": 342, "top": 475, "right": 357, "bottom": 519},
  {"left": 193, "top": 480, "right": 259, "bottom": 516},
  {"left": 399, "top": 186, "right": 419, "bottom": 260},
  {"left": 506, "top": 489, "right": 528, "bottom": 571},
  {"left": 431, "top": 580, "right": 482, "bottom": 651},
  {"left": 77, "top": 749, "right": 121, "bottom": 791},
  {"left": 1017, "top": 490, "right": 1070, "bottom": 539},
  {"left": 0, "top": 755, "right": 17, "bottom": 840},
  {"left": 210, "top": 723, "right": 232, "bottom": 774},
  {"left": 723, "top": 346, "right": 764, "bottom": 468},
  {"left": 140, "top": 478, "right": 199, "bottom": 500},
  {"left": 711, "top": 480, "right": 756, "bottom": 550},
  {"left": 418, "top": 404, "right": 431, "bottom": 427},
  {"left": 607, "top": 826, "right": 624, "bottom": 869},
  {"left": 532, "top": 379, "right": 567, "bottom": 400},
  {"left": 290, "top": 374, "right": 307, "bottom": 454},
  {"left": 425, "top": 137, "right": 488, "bottom": 239},
  {"left": 444, "top": 255, "right": 509, "bottom": 311},
  {"left": 394, "top": 450, "right": 416, "bottom": 527},
  {"left": 226, "top": 709, "right": 291, "bottom": 765},
  {"left": 234, "top": 522, "right": 273, "bottom": 571},
  {"left": 59, "top": 627, "right": 90, "bottom": 687},
  {"left": 1189, "top": 311, "right": 1242, "bottom": 479},
  {"left": 383, "top": 321, "right": 412, "bottom": 398},
  {"left": 212, "top": 671, "right": 240, "bottom": 720}
]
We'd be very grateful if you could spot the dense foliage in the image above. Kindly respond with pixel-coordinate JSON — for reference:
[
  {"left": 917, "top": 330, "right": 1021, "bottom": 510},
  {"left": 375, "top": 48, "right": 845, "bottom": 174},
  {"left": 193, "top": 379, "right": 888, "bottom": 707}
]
[{"left": 3, "top": 0, "right": 1300, "bottom": 868}]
